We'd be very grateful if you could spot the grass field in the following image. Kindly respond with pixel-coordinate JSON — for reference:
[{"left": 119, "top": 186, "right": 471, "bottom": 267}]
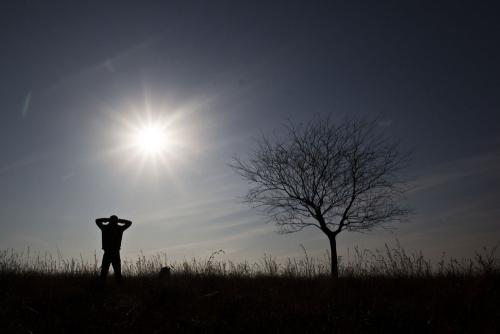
[{"left": 1, "top": 244, "right": 499, "bottom": 333}]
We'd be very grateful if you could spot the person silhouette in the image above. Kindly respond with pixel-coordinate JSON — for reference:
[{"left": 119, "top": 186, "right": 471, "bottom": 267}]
[{"left": 95, "top": 215, "right": 132, "bottom": 282}]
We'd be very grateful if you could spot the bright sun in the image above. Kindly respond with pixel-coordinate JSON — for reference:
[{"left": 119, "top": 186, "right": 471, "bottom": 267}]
[
  {"left": 107, "top": 98, "right": 199, "bottom": 175},
  {"left": 133, "top": 124, "right": 168, "bottom": 155}
]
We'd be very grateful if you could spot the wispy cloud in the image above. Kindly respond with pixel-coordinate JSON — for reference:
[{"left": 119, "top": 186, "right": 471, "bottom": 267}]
[
  {"left": 378, "top": 119, "right": 393, "bottom": 127},
  {"left": 409, "top": 150, "right": 500, "bottom": 194},
  {"left": 21, "top": 91, "right": 32, "bottom": 119},
  {"left": 0, "top": 153, "right": 51, "bottom": 176}
]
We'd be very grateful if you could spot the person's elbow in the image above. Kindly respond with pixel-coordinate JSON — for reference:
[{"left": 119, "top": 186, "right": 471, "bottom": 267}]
[{"left": 95, "top": 218, "right": 106, "bottom": 226}]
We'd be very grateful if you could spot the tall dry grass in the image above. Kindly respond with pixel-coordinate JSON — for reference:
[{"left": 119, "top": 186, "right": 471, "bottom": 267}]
[{"left": 1, "top": 242, "right": 498, "bottom": 278}]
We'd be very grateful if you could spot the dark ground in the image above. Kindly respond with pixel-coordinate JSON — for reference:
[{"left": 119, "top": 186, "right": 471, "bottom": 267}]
[{"left": 1, "top": 273, "right": 498, "bottom": 333}]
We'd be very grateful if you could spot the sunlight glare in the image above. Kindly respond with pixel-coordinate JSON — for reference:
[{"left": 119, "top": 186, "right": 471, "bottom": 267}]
[
  {"left": 103, "top": 94, "right": 208, "bottom": 179},
  {"left": 134, "top": 124, "right": 168, "bottom": 155}
]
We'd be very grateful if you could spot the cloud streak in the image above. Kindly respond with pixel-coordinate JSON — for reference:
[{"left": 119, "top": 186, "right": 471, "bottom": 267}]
[
  {"left": 0, "top": 153, "right": 51, "bottom": 176},
  {"left": 409, "top": 149, "right": 500, "bottom": 195}
]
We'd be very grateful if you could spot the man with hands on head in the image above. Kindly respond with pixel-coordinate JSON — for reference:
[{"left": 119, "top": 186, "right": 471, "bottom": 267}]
[{"left": 95, "top": 215, "right": 132, "bottom": 282}]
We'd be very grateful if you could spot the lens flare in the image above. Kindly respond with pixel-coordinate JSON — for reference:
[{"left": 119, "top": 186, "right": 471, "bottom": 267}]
[
  {"left": 133, "top": 124, "right": 167, "bottom": 155},
  {"left": 101, "top": 93, "right": 208, "bottom": 178}
]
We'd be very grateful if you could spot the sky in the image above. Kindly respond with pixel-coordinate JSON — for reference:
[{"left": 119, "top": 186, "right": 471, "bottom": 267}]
[{"left": 0, "top": 1, "right": 499, "bottom": 264}]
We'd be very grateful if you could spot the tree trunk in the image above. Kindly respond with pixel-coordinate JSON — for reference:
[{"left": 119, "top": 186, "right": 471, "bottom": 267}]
[{"left": 328, "top": 234, "right": 339, "bottom": 279}]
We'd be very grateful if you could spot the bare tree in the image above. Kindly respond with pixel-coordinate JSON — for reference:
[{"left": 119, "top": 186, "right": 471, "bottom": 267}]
[{"left": 230, "top": 117, "right": 410, "bottom": 278}]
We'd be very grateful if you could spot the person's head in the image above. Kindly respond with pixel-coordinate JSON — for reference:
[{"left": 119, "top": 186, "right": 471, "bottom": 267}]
[{"left": 109, "top": 215, "right": 118, "bottom": 225}]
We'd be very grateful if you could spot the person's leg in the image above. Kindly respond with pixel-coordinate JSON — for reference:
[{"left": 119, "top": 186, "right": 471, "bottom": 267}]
[
  {"left": 111, "top": 251, "right": 122, "bottom": 283},
  {"left": 100, "top": 251, "right": 111, "bottom": 280}
]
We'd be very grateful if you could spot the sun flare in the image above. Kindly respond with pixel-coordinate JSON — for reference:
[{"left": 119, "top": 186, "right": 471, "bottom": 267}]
[
  {"left": 133, "top": 124, "right": 168, "bottom": 155},
  {"left": 104, "top": 96, "right": 206, "bottom": 177}
]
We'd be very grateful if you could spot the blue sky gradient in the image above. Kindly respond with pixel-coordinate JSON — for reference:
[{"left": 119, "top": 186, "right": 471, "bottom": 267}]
[{"left": 1, "top": 1, "right": 499, "bottom": 263}]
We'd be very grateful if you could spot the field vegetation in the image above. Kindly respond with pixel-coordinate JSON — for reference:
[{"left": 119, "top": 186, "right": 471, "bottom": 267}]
[{"left": 1, "top": 243, "right": 499, "bottom": 333}]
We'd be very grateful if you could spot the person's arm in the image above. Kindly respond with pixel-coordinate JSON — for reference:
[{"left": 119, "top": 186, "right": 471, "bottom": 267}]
[
  {"left": 95, "top": 218, "right": 109, "bottom": 229},
  {"left": 118, "top": 219, "right": 132, "bottom": 230}
]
